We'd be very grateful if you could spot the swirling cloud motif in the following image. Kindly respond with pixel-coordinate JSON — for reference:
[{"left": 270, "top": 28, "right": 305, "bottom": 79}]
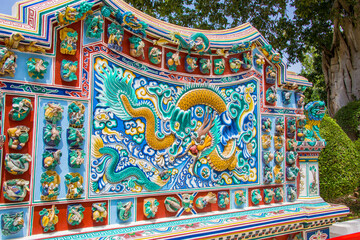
[{"left": 124, "top": 119, "right": 145, "bottom": 144}]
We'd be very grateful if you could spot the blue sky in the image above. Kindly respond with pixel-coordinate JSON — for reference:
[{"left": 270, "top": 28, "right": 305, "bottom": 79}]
[{"left": 0, "top": 0, "right": 302, "bottom": 73}]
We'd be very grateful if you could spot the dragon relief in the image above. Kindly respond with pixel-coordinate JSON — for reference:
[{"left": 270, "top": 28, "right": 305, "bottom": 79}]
[
  {"left": 91, "top": 58, "right": 258, "bottom": 195},
  {"left": 303, "top": 101, "right": 326, "bottom": 144}
]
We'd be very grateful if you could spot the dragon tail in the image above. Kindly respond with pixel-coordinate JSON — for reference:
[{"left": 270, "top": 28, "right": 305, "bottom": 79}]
[{"left": 92, "top": 135, "right": 104, "bottom": 159}]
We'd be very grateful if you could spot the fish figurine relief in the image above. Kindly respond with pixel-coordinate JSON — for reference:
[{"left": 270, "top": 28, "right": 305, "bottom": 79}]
[
  {"left": 195, "top": 192, "right": 216, "bottom": 209},
  {"left": 164, "top": 197, "right": 181, "bottom": 212}
]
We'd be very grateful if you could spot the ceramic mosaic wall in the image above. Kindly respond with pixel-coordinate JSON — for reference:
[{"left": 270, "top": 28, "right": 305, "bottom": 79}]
[{"left": 0, "top": 1, "right": 345, "bottom": 239}]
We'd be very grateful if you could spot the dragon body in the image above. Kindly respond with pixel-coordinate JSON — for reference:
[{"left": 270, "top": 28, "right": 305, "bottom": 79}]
[
  {"left": 170, "top": 32, "right": 210, "bottom": 55},
  {"left": 93, "top": 59, "right": 256, "bottom": 192}
]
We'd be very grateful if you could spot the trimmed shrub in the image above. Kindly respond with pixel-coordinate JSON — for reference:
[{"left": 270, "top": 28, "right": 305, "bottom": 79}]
[
  {"left": 319, "top": 115, "right": 360, "bottom": 201},
  {"left": 354, "top": 139, "right": 360, "bottom": 154},
  {"left": 334, "top": 100, "right": 360, "bottom": 140}
]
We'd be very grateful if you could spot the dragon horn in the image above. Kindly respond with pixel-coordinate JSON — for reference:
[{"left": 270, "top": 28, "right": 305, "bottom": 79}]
[{"left": 91, "top": 135, "right": 104, "bottom": 158}]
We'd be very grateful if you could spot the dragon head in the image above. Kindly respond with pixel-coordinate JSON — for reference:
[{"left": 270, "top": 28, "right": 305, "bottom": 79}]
[{"left": 305, "top": 101, "right": 326, "bottom": 121}]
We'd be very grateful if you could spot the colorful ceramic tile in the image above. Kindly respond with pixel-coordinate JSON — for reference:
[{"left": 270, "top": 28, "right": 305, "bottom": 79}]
[
  {"left": 263, "top": 188, "right": 274, "bottom": 204},
  {"left": 218, "top": 191, "right": 229, "bottom": 208},
  {"left": 9, "top": 97, "right": 33, "bottom": 121},
  {"left": 287, "top": 185, "right": 297, "bottom": 202},
  {"left": 199, "top": 58, "right": 211, "bottom": 74},
  {"left": 65, "top": 172, "right": 84, "bottom": 199},
  {"left": 68, "top": 101, "right": 85, "bottom": 128},
  {"left": 274, "top": 165, "right": 284, "bottom": 183},
  {"left": 274, "top": 151, "right": 283, "bottom": 165},
  {"left": 0, "top": 47, "right": 17, "bottom": 77},
  {"left": 4, "top": 153, "right": 31, "bottom": 175},
  {"left": 67, "top": 204, "right": 85, "bottom": 225},
  {"left": 40, "top": 171, "right": 60, "bottom": 201},
  {"left": 85, "top": 14, "right": 104, "bottom": 38},
  {"left": 43, "top": 124, "right": 62, "bottom": 147},
  {"left": 69, "top": 149, "right": 85, "bottom": 168},
  {"left": 214, "top": 59, "right": 225, "bottom": 75},
  {"left": 282, "top": 90, "right": 292, "bottom": 105},
  {"left": 266, "top": 86, "right": 277, "bottom": 104},
  {"left": 44, "top": 103, "right": 64, "bottom": 124},
  {"left": 117, "top": 201, "right": 133, "bottom": 221},
  {"left": 296, "top": 91, "right": 305, "bottom": 108},
  {"left": 42, "top": 150, "right": 61, "bottom": 170},
  {"left": 7, "top": 126, "right": 30, "bottom": 150},
  {"left": 61, "top": 60, "right": 78, "bottom": 82},
  {"left": 261, "top": 117, "right": 272, "bottom": 133},
  {"left": 3, "top": 179, "right": 29, "bottom": 201},
  {"left": 242, "top": 52, "right": 252, "bottom": 69},
  {"left": 265, "top": 65, "right": 276, "bottom": 84},
  {"left": 144, "top": 198, "right": 159, "bottom": 219},
  {"left": 39, "top": 205, "right": 59, "bottom": 232},
  {"left": 165, "top": 197, "right": 181, "bottom": 212},
  {"left": 1, "top": 212, "right": 24, "bottom": 236},
  {"left": 181, "top": 194, "right": 194, "bottom": 213},
  {"left": 27, "top": 58, "right": 49, "bottom": 79},
  {"left": 274, "top": 136, "right": 284, "bottom": 150},
  {"left": 148, "top": 47, "right": 162, "bottom": 65},
  {"left": 287, "top": 166, "right": 300, "bottom": 181},
  {"left": 264, "top": 165, "right": 273, "bottom": 184},
  {"left": 195, "top": 192, "right": 216, "bottom": 209},
  {"left": 166, "top": 52, "right": 181, "bottom": 71},
  {"left": 251, "top": 189, "right": 262, "bottom": 205},
  {"left": 261, "top": 134, "right": 272, "bottom": 149},
  {"left": 92, "top": 202, "right": 107, "bottom": 222},
  {"left": 185, "top": 55, "right": 197, "bottom": 73},
  {"left": 274, "top": 187, "right": 283, "bottom": 202},
  {"left": 263, "top": 151, "right": 274, "bottom": 165},
  {"left": 129, "top": 36, "right": 145, "bottom": 59},
  {"left": 107, "top": 23, "right": 124, "bottom": 51},
  {"left": 59, "top": 27, "right": 78, "bottom": 55},
  {"left": 67, "top": 127, "right": 85, "bottom": 147},
  {"left": 229, "top": 58, "right": 242, "bottom": 73},
  {"left": 234, "top": 190, "right": 246, "bottom": 206}
]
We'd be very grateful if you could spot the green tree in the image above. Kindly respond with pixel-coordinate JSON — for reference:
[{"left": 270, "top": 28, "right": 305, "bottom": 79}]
[
  {"left": 124, "top": 0, "right": 360, "bottom": 116},
  {"left": 300, "top": 47, "right": 327, "bottom": 104}
]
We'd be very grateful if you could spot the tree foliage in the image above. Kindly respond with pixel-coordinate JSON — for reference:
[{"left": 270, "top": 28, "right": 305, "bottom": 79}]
[
  {"left": 319, "top": 115, "right": 360, "bottom": 201},
  {"left": 300, "top": 47, "right": 326, "bottom": 104},
  {"left": 334, "top": 100, "right": 360, "bottom": 140}
]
